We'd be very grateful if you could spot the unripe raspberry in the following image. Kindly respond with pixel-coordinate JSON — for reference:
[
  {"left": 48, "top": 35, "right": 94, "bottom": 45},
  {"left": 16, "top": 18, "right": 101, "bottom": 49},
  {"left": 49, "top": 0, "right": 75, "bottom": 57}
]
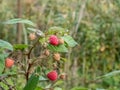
[
  {"left": 44, "top": 49, "right": 50, "bottom": 56},
  {"left": 53, "top": 53, "right": 60, "bottom": 61},
  {"left": 49, "top": 35, "right": 59, "bottom": 46},
  {"left": 100, "top": 46, "right": 105, "bottom": 52},
  {"left": 43, "top": 43, "right": 48, "bottom": 48},
  {"left": 25, "top": 0, "right": 33, "bottom": 5},
  {"left": 60, "top": 73, "right": 66, "bottom": 80},
  {"left": 47, "top": 70, "right": 58, "bottom": 81},
  {"left": 29, "top": 33, "right": 36, "bottom": 40},
  {"left": 5, "top": 58, "right": 14, "bottom": 68},
  {"left": 59, "top": 38, "right": 64, "bottom": 44},
  {"left": 53, "top": 63, "right": 57, "bottom": 69}
]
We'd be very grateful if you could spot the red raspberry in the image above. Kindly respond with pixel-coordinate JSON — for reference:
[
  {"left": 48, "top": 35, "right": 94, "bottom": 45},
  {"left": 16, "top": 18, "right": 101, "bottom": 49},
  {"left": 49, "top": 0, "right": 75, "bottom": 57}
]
[
  {"left": 49, "top": 35, "right": 59, "bottom": 46},
  {"left": 47, "top": 70, "right": 58, "bottom": 81},
  {"left": 5, "top": 58, "right": 14, "bottom": 68}
]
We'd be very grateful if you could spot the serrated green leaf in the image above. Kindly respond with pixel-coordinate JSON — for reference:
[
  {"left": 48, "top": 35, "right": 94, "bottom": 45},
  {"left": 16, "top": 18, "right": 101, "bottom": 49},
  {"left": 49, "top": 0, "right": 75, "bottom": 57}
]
[
  {"left": 45, "top": 84, "right": 52, "bottom": 89},
  {"left": 47, "top": 44, "right": 68, "bottom": 52},
  {"left": 0, "top": 59, "right": 4, "bottom": 74},
  {"left": 0, "top": 73, "right": 16, "bottom": 77},
  {"left": 54, "top": 87, "right": 62, "bottom": 90},
  {"left": 39, "top": 76, "right": 47, "bottom": 81},
  {"left": 13, "top": 44, "right": 28, "bottom": 50},
  {"left": 3, "top": 18, "right": 35, "bottom": 26},
  {"left": 97, "top": 70, "right": 120, "bottom": 79},
  {"left": 96, "top": 88, "right": 106, "bottom": 90},
  {"left": 0, "top": 39, "right": 13, "bottom": 51},
  {"left": 24, "top": 74, "right": 39, "bottom": 90},
  {"left": 48, "top": 26, "right": 66, "bottom": 34},
  {"left": 71, "top": 87, "right": 88, "bottom": 90},
  {"left": 27, "top": 28, "right": 45, "bottom": 37},
  {"left": 35, "top": 87, "right": 43, "bottom": 90},
  {"left": 0, "top": 54, "right": 9, "bottom": 74},
  {"left": 53, "top": 80, "right": 64, "bottom": 87},
  {"left": 62, "top": 35, "right": 77, "bottom": 47}
]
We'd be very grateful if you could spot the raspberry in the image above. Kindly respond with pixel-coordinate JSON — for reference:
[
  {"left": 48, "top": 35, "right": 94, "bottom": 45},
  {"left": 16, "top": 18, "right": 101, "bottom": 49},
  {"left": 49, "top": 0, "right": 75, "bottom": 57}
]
[
  {"left": 5, "top": 58, "right": 14, "bottom": 68},
  {"left": 53, "top": 53, "right": 60, "bottom": 61},
  {"left": 49, "top": 35, "right": 59, "bottom": 46},
  {"left": 47, "top": 70, "right": 58, "bottom": 81},
  {"left": 59, "top": 38, "right": 64, "bottom": 44},
  {"left": 29, "top": 33, "right": 36, "bottom": 40}
]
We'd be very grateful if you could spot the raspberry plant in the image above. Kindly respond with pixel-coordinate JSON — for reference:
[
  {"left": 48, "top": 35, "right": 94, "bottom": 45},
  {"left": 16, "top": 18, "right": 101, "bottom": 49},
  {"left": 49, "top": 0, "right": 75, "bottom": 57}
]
[{"left": 0, "top": 18, "right": 77, "bottom": 90}]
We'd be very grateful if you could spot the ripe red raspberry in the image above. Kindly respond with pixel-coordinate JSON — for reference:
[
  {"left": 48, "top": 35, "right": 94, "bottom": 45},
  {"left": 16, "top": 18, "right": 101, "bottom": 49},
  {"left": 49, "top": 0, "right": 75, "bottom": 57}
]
[
  {"left": 47, "top": 70, "right": 58, "bottom": 81},
  {"left": 49, "top": 35, "right": 59, "bottom": 46},
  {"left": 5, "top": 58, "right": 14, "bottom": 68}
]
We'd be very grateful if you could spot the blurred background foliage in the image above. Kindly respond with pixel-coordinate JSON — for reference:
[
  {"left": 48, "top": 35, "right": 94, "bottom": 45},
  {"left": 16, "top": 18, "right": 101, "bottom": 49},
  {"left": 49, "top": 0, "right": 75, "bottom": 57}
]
[{"left": 1, "top": 0, "right": 120, "bottom": 90}]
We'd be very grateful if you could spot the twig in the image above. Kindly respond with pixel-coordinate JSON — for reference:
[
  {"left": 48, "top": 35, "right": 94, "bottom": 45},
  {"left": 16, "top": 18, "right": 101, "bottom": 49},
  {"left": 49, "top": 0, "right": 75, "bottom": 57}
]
[
  {"left": 73, "top": 0, "right": 87, "bottom": 37},
  {"left": 25, "top": 38, "right": 40, "bottom": 81},
  {"left": 27, "top": 38, "right": 40, "bottom": 59}
]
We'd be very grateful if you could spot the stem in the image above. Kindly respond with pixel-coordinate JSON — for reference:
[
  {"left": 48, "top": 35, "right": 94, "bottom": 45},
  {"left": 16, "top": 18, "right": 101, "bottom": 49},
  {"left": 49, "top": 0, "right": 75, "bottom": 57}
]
[
  {"left": 27, "top": 38, "right": 40, "bottom": 59},
  {"left": 23, "top": 25, "right": 28, "bottom": 45},
  {"left": 2, "top": 67, "right": 6, "bottom": 74},
  {"left": 82, "top": 57, "right": 86, "bottom": 85},
  {"left": 25, "top": 38, "right": 40, "bottom": 81},
  {"left": 17, "top": 0, "right": 22, "bottom": 44}
]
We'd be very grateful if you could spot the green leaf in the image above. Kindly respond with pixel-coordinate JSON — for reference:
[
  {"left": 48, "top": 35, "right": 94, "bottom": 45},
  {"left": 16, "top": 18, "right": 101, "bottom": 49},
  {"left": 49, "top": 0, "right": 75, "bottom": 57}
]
[
  {"left": 45, "top": 84, "right": 51, "bottom": 89},
  {"left": 13, "top": 44, "right": 28, "bottom": 50},
  {"left": 53, "top": 80, "right": 64, "bottom": 87},
  {"left": 0, "top": 57, "right": 4, "bottom": 74},
  {"left": 71, "top": 87, "right": 88, "bottom": 90},
  {"left": 96, "top": 88, "right": 106, "bottom": 90},
  {"left": 54, "top": 87, "right": 62, "bottom": 90},
  {"left": 62, "top": 35, "right": 77, "bottom": 47},
  {"left": 35, "top": 87, "right": 43, "bottom": 90},
  {"left": 24, "top": 74, "right": 39, "bottom": 90},
  {"left": 3, "top": 18, "right": 35, "bottom": 26},
  {"left": 97, "top": 70, "right": 120, "bottom": 79},
  {"left": 0, "top": 39, "right": 13, "bottom": 51},
  {"left": 47, "top": 44, "right": 68, "bottom": 52},
  {"left": 27, "top": 28, "right": 45, "bottom": 37},
  {"left": 39, "top": 76, "right": 48, "bottom": 81},
  {"left": 0, "top": 73, "right": 16, "bottom": 77},
  {"left": 0, "top": 54, "right": 9, "bottom": 74},
  {"left": 48, "top": 26, "right": 66, "bottom": 34}
]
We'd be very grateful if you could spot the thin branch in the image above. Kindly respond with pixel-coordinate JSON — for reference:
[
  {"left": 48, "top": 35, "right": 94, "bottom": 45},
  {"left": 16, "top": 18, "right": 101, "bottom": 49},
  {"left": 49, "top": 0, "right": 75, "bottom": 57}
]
[
  {"left": 27, "top": 38, "right": 40, "bottom": 59},
  {"left": 73, "top": 0, "right": 87, "bottom": 37},
  {"left": 17, "top": 0, "right": 22, "bottom": 44},
  {"left": 25, "top": 38, "right": 40, "bottom": 81}
]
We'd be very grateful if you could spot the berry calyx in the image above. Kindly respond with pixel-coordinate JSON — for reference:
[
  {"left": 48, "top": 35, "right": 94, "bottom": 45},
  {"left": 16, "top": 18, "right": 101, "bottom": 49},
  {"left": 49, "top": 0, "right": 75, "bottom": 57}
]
[
  {"left": 53, "top": 53, "right": 60, "bottom": 61},
  {"left": 49, "top": 35, "right": 59, "bottom": 46},
  {"left": 59, "top": 38, "right": 64, "bottom": 44},
  {"left": 47, "top": 70, "right": 58, "bottom": 81},
  {"left": 53, "top": 63, "right": 57, "bottom": 69},
  {"left": 44, "top": 49, "right": 50, "bottom": 56},
  {"left": 29, "top": 33, "right": 36, "bottom": 40},
  {"left": 5, "top": 58, "right": 14, "bottom": 68},
  {"left": 60, "top": 73, "right": 66, "bottom": 80}
]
